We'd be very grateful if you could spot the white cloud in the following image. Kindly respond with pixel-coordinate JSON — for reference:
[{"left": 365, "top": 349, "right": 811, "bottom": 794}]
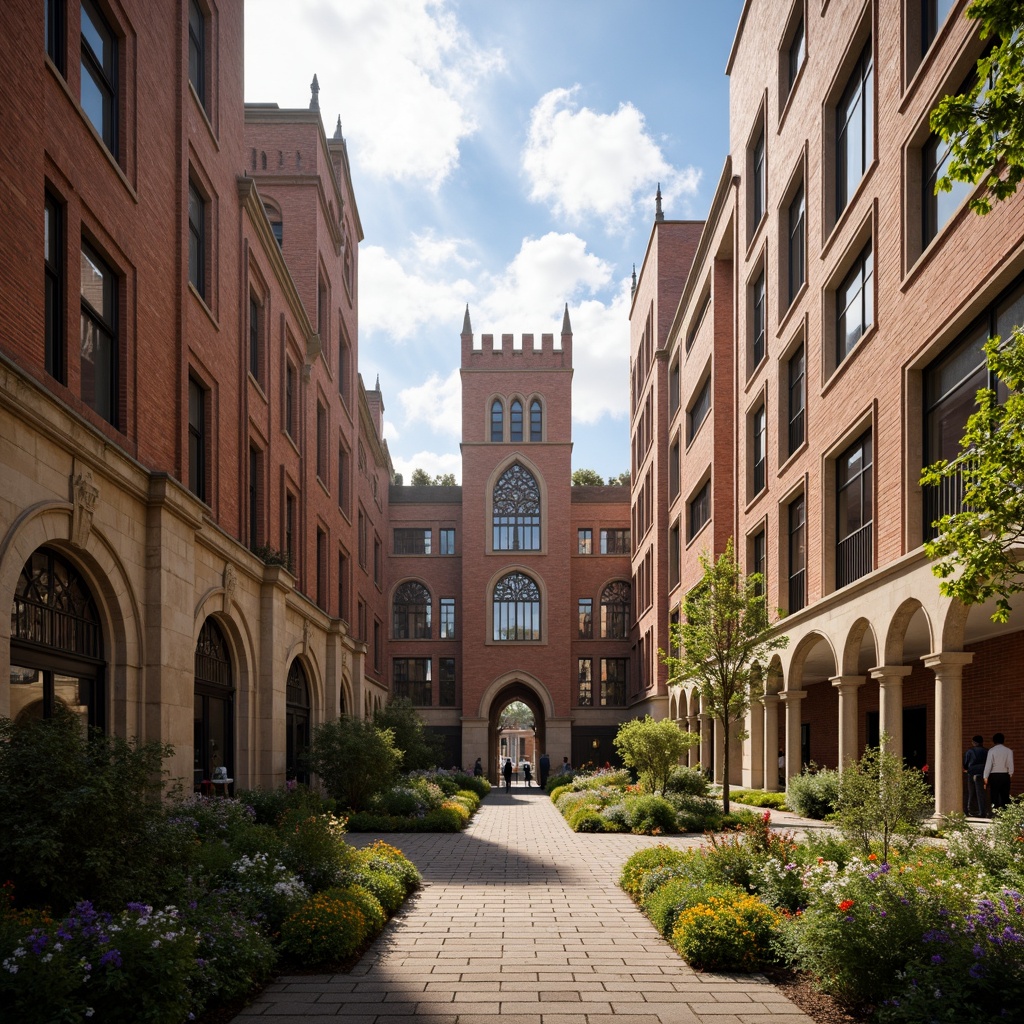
[
  {"left": 245, "top": 0, "right": 505, "bottom": 189},
  {"left": 398, "top": 369, "right": 462, "bottom": 438},
  {"left": 522, "top": 86, "right": 701, "bottom": 228}
]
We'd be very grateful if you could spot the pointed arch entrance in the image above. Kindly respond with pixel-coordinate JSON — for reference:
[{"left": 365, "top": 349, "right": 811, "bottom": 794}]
[{"left": 485, "top": 680, "right": 547, "bottom": 785}]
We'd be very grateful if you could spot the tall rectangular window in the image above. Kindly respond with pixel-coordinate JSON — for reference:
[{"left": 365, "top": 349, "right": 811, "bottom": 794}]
[
  {"left": 578, "top": 598, "right": 593, "bottom": 639},
  {"left": 46, "top": 0, "right": 65, "bottom": 73},
  {"left": 338, "top": 447, "right": 349, "bottom": 514},
  {"left": 530, "top": 399, "right": 542, "bottom": 441},
  {"left": 316, "top": 402, "right": 327, "bottom": 482},
  {"left": 688, "top": 481, "right": 710, "bottom": 541},
  {"left": 600, "top": 659, "right": 628, "bottom": 706},
  {"left": 248, "top": 445, "right": 261, "bottom": 548},
  {"left": 285, "top": 492, "right": 296, "bottom": 571},
  {"left": 338, "top": 327, "right": 349, "bottom": 404},
  {"left": 373, "top": 536, "right": 381, "bottom": 586},
  {"left": 248, "top": 295, "right": 260, "bottom": 380},
  {"left": 788, "top": 17, "right": 805, "bottom": 94},
  {"left": 317, "top": 275, "right": 328, "bottom": 337},
  {"left": 600, "top": 528, "right": 630, "bottom": 554},
  {"left": 577, "top": 658, "right": 593, "bottom": 706},
  {"left": 669, "top": 435, "right": 680, "bottom": 500},
  {"left": 752, "top": 128, "right": 765, "bottom": 226},
  {"left": 752, "top": 528, "right": 766, "bottom": 597},
  {"left": 374, "top": 620, "right": 381, "bottom": 672},
  {"left": 669, "top": 359, "right": 680, "bottom": 415},
  {"left": 837, "top": 242, "right": 874, "bottom": 364},
  {"left": 922, "top": 0, "right": 956, "bottom": 53},
  {"left": 669, "top": 521, "right": 680, "bottom": 589},
  {"left": 788, "top": 344, "right": 805, "bottom": 455},
  {"left": 80, "top": 0, "right": 117, "bottom": 155},
  {"left": 440, "top": 598, "right": 455, "bottom": 639},
  {"left": 188, "top": 0, "right": 206, "bottom": 109},
  {"left": 752, "top": 405, "right": 766, "bottom": 496},
  {"left": 188, "top": 375, "right": 206, "bottom": 501},
  {"left": 923, "top": 132, "right": 973, "bottom": 246},
  {"left": 358, "top": 511, "right": 366, "bottom": 567},
  {"left": 577, "top": 528, "right": 592, "bottom": 554},
  {"left": 788, "top": 184, "right": 805, "bottom": 306},
  {"left": 393, "top": 658, "right": 431, "bottom": 706},
  {"left": 188, "top": 181, "right": 206, "bottom": 298},
  {"left": 687, "top": 377, "right": 711, "bottom": 443},
  {"left": 788, "top": 495, "right": 806, "bottom": 612},
  {"left": 316, "top": 527, "right": 327, "bottom": 609},
  {"left": 836, "top": 431, "right": 873, "bottom": 587},
  {"left": 285, "top": 361, "right": 296, "bottom": 439},
  {"left": 45, "top": 193, "right": 65, "bottom": 383},
  {"left": 752, "top": 270, "right": 766, "bottom": 368},
  {"left": 338, "top": 551, "right": 348, "bottom": 622},
  {"left": 836, "top": 43, "right": 873, "bottom": 219},
  {"left": 439, "top": 658, "right": 456, "bottom": 706},
  {"left": 439, "top": 528, "right": 455, "bottom": 555},
  {"left": 80, "top": 244, "right": 117, "bottom": 426}
]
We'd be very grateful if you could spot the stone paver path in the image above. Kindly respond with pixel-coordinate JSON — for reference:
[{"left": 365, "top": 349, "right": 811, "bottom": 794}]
[{"left": 233, "top": 786, "right": 813, "bottom": 1024}]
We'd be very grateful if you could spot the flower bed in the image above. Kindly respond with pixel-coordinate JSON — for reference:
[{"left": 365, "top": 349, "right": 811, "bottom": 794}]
[
  {"left": 620, "top": 804, "right": 1024, "bottom": 1019},
  {"left": 346, "top": 769, "right": 489, "bottom": 832}
]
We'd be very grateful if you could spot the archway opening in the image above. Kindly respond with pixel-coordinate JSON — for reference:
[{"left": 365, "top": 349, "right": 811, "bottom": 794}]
[{"left": 487, "top": 683, "right": 545, "bottom": 784}]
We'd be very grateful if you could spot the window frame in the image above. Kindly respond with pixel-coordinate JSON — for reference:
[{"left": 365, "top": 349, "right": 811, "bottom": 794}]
[
  {"left": 599, "top": 658, "right": 628, "bottom": 707},
  {"left": 787, "top": 343, "right": 806, "bottom": 456},
  {"left": 490, "top": 399, "right": 503, "bottom": 442},
  {"left": 188, "top": 374, "right": 207, "bottom": 502},
  {"left": 787, "top": 183, "right": 806, "bottom": 308},
  {"left": 836, "top": 240, "right": 874, "bottom": 366},
  {"left": 835, "top": 41, "right": 874, "bottom": 221},
  {"left": 687, "top": 480, "right": 710, "bottom": 542},
  {"left": 79, "top": 241, "right": 118, "bottom": 427},
  {"left": 46, "top": 0, "right": 66, "bottom": 74},
  {"left": 788, "top": 494, "right": 806, "bottom": 613},
  {"left": 578, "top": 528, "right": 592, "bottom": 555},
  {"left": 510, "top": 398, "right": 523, "bottom": 442},
  {"left": 600, "top": 528, "right": 630, "bottom": 555},
  {"left": 45, "top": 191, "right": 66, "bottom": 383},
  {"left": 752, "top": 403, "right": 766, "bottom": 497},
  {"left": 492, "top": 463, "right": 541, "bottom": 552},
  {"left": 188, "top": 178, "right": 207, "bottom": 299},
  {"left": 392, "top": 580, "right": 432, "bottom": 640},
  {"left": 600, "top": 581, "right": 631, "bottom": 640},
  {"left": 80, "top": 0, "right": 118, "bottom": 156},
  {"left": 392, "top": 657, "right": 432, "bottom": 706},
  {"left": 492, "top": 571, "right": 541, "bottom": 641},
  {"left": 751, "top": 268, "right": 766, "bottom": 370},
  {"left": 836, "top": 430, "right": 874, "bottom": 588},
  {"left": 439, "top": 597, "right": 456, "bottom": 639},
  {"left": 578, "top": 597, "right": 593, "bottom": 639},
  {"left": 187, "top": 0, "right": 207, "bottom": 110},
  {"left": 686, "top": 375, "right": 711, "bottom": 445},
  {"left": 439, "top": 528, "right": 456, "bottom": 555},
  {"left": 529, "top": 399, "right": 542, "bottom": 441}
]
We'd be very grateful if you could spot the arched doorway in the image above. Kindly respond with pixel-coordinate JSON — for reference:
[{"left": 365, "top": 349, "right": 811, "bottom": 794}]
[
  {"left": 286, "top": 659, "right": 311, "bottom": 784},
  {"left": 194, "top": 617, "right": 234, "bottom": 791},
  {"left": 486, "top": 681, "right": 546, "bottom": 784},
  {"left": 10, "top": 547, "right": 106, "bottom": 732}
]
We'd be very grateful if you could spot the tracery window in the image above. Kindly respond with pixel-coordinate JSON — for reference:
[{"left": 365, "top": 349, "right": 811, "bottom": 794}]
[
  {"left": 392, "top": 581, "right": 431, "bottom": 639},
  {"left": 492, "top": 463, "right": 541, "bottom": 551},
  {"left": 492, "top": 572, "right": 540, "bottom": 640},
  {"left": 600, "top": 581, "right": 631, "bottom": 639}
]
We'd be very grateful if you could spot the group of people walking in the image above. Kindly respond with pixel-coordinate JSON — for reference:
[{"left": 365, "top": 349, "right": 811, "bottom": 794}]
[
  {"left": 473, "top": 752, "right": 571, "bottom": 793},
  {"left": 963, "top": 732, "right": 1015, "bottom": 817}
]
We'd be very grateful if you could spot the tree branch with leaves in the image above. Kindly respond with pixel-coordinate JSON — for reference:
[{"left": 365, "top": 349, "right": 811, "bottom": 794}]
[{"left": 661, "top": 539, "right": 788, "bottom": 813}]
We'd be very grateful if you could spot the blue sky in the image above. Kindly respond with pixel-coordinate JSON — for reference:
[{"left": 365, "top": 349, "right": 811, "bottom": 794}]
[{"left": 245, "top": 1, "right": 744, "bottom": 483}]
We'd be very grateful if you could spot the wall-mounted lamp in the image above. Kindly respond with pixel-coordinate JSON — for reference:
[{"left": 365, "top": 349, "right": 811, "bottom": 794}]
[{"left": 591, "top": 738, "right": 600, "bottom": 749}]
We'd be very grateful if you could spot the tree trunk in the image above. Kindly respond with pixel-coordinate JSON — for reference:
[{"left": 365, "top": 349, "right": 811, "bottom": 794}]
[{"left": 721, "top": 716, "right": 730, "bottom": 815}]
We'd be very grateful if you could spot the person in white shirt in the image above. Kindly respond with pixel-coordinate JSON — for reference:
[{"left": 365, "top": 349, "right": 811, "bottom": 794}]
[{"left": 983, "top": 732, "right": 1015, "bottom": 812}]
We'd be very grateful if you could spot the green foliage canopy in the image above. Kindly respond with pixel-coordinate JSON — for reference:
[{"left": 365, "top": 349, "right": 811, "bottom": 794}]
[
  {"left": 613, "top": 716, "right": 698, "bottom": 794},
  {"left": 929, "top": 0, "right": 1024, "bottom": 215},
  {"left": 308, "top": 716, "right": 402, "bottom": 810},
  {"left": 571, "top": 468, "right": 605, "bottom": 486},
  {"left": 374, "top": 697, "right": 444, "bottom": 771},
  {"left": 662, "top": 539, "right": 788, "bottom": 813}
]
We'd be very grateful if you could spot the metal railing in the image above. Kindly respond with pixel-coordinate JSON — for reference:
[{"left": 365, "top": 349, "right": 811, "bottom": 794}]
[
  {"left": 788, "top": 569, "right": 806, "bottom": 613},
  {"left": 836, "top": 522, "right": 873, "bottom": 588}
]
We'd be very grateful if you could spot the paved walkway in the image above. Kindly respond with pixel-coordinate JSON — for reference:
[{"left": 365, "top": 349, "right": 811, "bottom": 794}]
[{"left": 233, "top": 786, "right": 814, "bottom": 1024}]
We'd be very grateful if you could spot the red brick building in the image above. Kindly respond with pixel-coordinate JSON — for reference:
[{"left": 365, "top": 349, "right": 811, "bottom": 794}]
[{"left": 646, "top": 0, "right": 1024, "bottom": 814}]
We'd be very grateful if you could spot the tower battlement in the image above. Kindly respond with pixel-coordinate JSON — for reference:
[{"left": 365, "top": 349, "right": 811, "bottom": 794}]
[{"left": 460, "top": 306, "right": 573, "bottom": 368}]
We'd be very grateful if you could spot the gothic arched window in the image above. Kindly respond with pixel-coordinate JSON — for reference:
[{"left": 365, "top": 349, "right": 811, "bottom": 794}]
[
  {"left": 194, "top": 617, "right": 233, "bottom": 789},
  {"left": 490, "top": 399, "right": 503, "bottom": 442},
  {"left": 601, "top": 580, "right": 631, "bottom": 639},
  {"left": 492, "top": 463, "right": 541, "bottom": 551},
  {"left": 530, "top": 399, "right": 542, "bottom": 441},
  {"left": 286, "top": 660, "right": 311, "bottom": 784},
  {"left": 392, "top": 581, "right": 432, "bottom": 638},
  {"left": 492, "top": 571, "right": 541, "bottom": 640},
  {"left": 510, "top": 399, "right": 523, "bottom": 442}
]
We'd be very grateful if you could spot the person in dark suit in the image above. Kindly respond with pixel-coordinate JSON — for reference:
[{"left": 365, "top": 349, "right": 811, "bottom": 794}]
[
  {"left": 538, "top": 753, "right": 551, "bottom": 790},
  {"left": 502, "top": 757, "right": 513, "bottom": 793}
]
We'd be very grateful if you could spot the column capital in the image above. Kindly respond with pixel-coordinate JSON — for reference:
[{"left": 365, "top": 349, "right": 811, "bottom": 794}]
[
  {"left": 922, "top": 651, "right": 974, "bottom": 671},
  {"left": 761, "top": 692, "right": 781, "bottom": 706},
  {"left": 831, "top": 674, "right": 865, "bottom": 692},
  {"left": 779, "top": 689, "right": 807, "bottom": 704},
  {"left": 869, "top": 664, "right": 912, "bottom": 681}
]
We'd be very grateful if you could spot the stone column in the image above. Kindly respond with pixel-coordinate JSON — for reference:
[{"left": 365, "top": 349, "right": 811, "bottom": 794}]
[
  {"left": 699, "top": 711, "right": 713, "bottom": 778},
  {"left": 870, "top": 664, "right": 911, "bottom": 755},
  {"left": 922, "top": 651, "right": 973, "bottom": 818},
  {"left": 762, "top": 693, "right": 781, "bottom": 791},
  {"left": 686, "top": 713, "right": 699, "bottom": 768},
  {"left": 779, "top": 689, "right": 807, "bottom": 789},
  {"left": 831, "top": 675, "right": 865, "bottom": 769}
]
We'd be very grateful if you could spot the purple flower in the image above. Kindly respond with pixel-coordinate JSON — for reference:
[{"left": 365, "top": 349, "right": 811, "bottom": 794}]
[
  {"left": 28, "top": 932, "right": 49, "bottom": 955},
  {"left": 931, "top": 954, "right": 944, "bottom": 964},
  {"left": 970, "top": 963, "right": 986, "bottom": 979},
  {"left": 99, "top": 950, "right": 122, "bottom": 969}
]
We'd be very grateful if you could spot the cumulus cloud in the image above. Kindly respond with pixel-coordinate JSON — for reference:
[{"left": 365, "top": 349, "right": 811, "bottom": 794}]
[
  {"left": 399, "top": 368, "right": 462, "bottom": 438},
  {"left": 522, "top": 86, "right": 701, "bottom": 228},
  {"left": 245, "top": 0, "right": 505, "bottom": 189}
]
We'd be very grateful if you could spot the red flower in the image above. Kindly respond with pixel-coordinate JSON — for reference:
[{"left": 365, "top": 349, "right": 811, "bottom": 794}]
[
  {"left": 838, "top": 899, "right": 855, "bottom": 912},
  {"left": 868, "top": 853, "right": 878, "bottom": 861}
]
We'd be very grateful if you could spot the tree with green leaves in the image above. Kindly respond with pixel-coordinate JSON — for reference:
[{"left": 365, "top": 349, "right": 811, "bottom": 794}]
[
  {"left": 608, "top": 471, "right": 631, "bottom": 487},
  {"left": 308, "top": 716, "right": 402, "bottom": 810},
  {"left": 661, "top": 538, "right": 788, "bottom": 813},
  {"left": 409, "top": 468, "right": 457, "bottom": 486},
  {"left": 613, "top": 716, "right": 698, "bottom": 794},
  {"left": 375, "top": 696, "right": 445, "bottom": 771},
  {"left": 498, "top": 700, "right": 535, "bottom": 730},
  {"left": 930, "top": 0, "right": 1024, "bottom": 215},
  {"left": 571, "top": 468, "right": 606, "bottom": 486}
]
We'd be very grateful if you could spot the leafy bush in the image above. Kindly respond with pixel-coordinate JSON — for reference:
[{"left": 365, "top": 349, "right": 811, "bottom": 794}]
[
  {"left": 223, "top": 852, "right": 308, "bottom": 929},
  {"left": 624, "top": 794, "right": 677, "bottom": 834},
  {"left": 349, "top": 867, "right": 404, "bottom": 913},
  {"left": 308, "top": 717, "right": 403, "bottom": 810},
  {"left": 727, "top": 788, "right": 788, "bottom": 809},
  {"left": 0, "top": 708, "right": 174, "bottom": 913},
  {"left": 374, "top": 697, "right": 445, "bottom": 771},
  {"left": 278, "top": 810, "right": 355, "bottom": 892},
  {"left": 620, "top": 845, "right": 692, "bottom": 901},
  {"left": 664, "top": 765, "right": 710, "bottom": 796},
  {"left": 325, "top": 884, "right": 385, "bottom": 937},
  {"left": 555, "top": 789, "right": 601, "bottom": 817},
  {"left": 671, "top": 891, "right": 780, "bottom": 971},
  {"left": 278, "top": 891, "right": 369, "bottom": 965},
  {"left": 614, "top": 716, "right": 698, "bottom": 793},
  {"left": 546, "top": 772, "right": 577, "bottom": 794},
  {"left": 786, "top": 766, "right": 841, "bottom": 820},
  {"left": 358, "top": 840, "right": 421, "bottom": 893},
  {"left": 568, "top": 807, "right": 607, "bottom": 832},
  {"left": 645, "top": 877, "right": 739, "bottom": 938},
  {"left": 236, "top": 784, "right": 337, "bottom": 826},
  {"left": 671, "top": 793, "right": 723, "bottom": 833}
]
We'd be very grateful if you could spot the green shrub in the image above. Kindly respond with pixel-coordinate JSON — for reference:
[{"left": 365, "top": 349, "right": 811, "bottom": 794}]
[
  {"left": 624, "top": 794, "right": 678, "bottom": 834},
  {"left": 671, "top": 793, "right": 723, "bottom": 833},
  {"left": 786, "top": 766, "right": 841, "bottom": 820},
  {"left": 308, "top": 717, "right": 403, "bottom": 811},
  {"left": 568, "top": 808, "right": 607, "bottom": 832},
  {"left": 237, "top": 784, "right": 337, "bottom": 826},
  {"left": 324, "top": 884, "right": 385, "bottom": 936},
  {"left": 727, "top": 788, "right": 788, "bottom": 809},
  {"left": 0, "top": 708, "right": 174, "bottom": 913},
  {"left": 646, "top": 878, "right": 738, "bottom": 938},
  {"left": 548, "top": 783, "right": 573, "bottom": 802},
  {"left": 223, "top": 851, "right": 308, "bottom": 929},
  {"left": 453, "top": 773, "right": 491, "bottom": 799},
  {"left": 620, "top": 845, "right": 692, "bottom": 901},
  {"left": 555, "top": 789, "right": 602, "bottom": 817},
  {"left": 421, "top": 805, "right": 467, "bottom": 831},
  {"left": 278, "top": 810, "right": 355, "bottom": 891},
  {"left": 374, "top": 697, "right": 445, "bottom": 771},
  {"left": 671, "top": 891, "right": 780, "bottom": 971},
  {"left": 636, "top": 851, "right": 709, "bottom": 905},
  {"left": 664, "top": 766, "right": 710, "bottom": 796},
  {"left": 358, "top": 840, "right": 421, "bottom": 892},
  {"left": 614, "top": 716, "right": 698, "bottom": 793},
  {"left": 279, "top": 891, "right": 369, "bottom": 965},
  {"left": 546, "top": 772, "right": 576, "bottom": 794},
  {"left": 349, "top": 867, "right": 404, "bottom": 913}
]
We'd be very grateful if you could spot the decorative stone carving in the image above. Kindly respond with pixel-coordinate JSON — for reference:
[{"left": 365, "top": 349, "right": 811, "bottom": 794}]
[
  {"left": 223, "top": 563, "right": 237, "bottom": 612},
  {"left": 71, "top": 469, "right": 100, "bottom": 549},
  {"left": 302, "top": 618, "right": 311, "bottom": 652}
]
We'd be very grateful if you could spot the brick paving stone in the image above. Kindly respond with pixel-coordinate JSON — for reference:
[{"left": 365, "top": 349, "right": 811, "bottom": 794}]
[{"left": 230, "top": 791, "right": 814, "bottom": 1024}]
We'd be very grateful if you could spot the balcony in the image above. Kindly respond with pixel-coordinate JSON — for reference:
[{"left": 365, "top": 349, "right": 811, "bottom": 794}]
[
  {"left": 923, "top": 456, "right": 973, "bottom": 541},
  {"left": 836, "top": 522, "right": 872, "bottom": 589},
  {"left": 788, "top": 569, "right": 806, "bottom": 613}
]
